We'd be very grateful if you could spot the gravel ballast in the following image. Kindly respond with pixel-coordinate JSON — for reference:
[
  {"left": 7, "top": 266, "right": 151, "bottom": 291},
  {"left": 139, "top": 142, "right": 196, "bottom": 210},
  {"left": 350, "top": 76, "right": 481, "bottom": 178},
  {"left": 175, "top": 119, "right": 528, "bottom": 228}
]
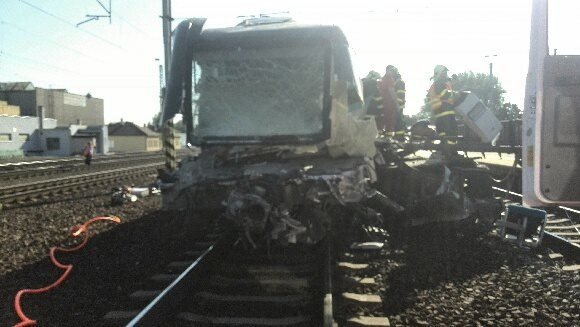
[
  {"left": 2, "top": 179, "right": 579, "bottom": 326},
  {"left": 381, "top": 225, "right": 580, "bottom": 326},
  {"left": 0, "top": 177, "right": 196, "bottom": 326}
]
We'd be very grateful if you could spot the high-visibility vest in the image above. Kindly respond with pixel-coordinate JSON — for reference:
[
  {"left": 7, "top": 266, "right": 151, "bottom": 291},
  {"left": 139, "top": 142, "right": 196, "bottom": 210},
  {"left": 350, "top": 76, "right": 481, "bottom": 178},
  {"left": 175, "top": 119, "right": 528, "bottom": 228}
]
[{"left": 425, "top": 82, "right": 454, "bottom": 117}]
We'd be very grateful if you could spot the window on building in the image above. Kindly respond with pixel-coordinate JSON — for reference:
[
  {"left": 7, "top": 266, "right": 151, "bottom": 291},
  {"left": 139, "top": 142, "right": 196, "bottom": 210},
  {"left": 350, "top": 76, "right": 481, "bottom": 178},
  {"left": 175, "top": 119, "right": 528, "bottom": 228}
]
[
  {"left": 19, "top": 134, "right": 30, "bottom": 142},
  {"left": 0, "top": 134, "right": 12, "bottom": 142},
  {"left": 147, "top": 138, "right": 159, "bottom": 148},
  {"left": 46, "top": 137, "right": 60, "bottom": 150}
]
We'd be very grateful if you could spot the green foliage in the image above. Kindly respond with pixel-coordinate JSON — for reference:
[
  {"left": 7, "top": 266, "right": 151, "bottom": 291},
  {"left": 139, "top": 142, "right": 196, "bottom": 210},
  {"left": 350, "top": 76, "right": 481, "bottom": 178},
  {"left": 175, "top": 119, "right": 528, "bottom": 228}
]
[
  {"left": 147, "top": 113, "right": 161, "bottom": 132},
  {"left": 414, "top": 71, "right": 521, "bottom": 122},
  {"left": 496, "top": 102, "right": 522, "bottom": 120},
  {"left": 147, "top": 113, "right": 185, "bottom": 133},
  {"left": 452, "top": 71, "right": 505, "bottom": 115}
]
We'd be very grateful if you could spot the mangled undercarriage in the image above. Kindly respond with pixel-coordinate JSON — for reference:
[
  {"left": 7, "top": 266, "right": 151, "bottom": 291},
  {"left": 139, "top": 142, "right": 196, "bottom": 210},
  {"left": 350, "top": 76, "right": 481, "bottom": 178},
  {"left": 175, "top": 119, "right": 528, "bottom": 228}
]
[{"left": 163, "top": 152, "right": 393, "bottom": 247}]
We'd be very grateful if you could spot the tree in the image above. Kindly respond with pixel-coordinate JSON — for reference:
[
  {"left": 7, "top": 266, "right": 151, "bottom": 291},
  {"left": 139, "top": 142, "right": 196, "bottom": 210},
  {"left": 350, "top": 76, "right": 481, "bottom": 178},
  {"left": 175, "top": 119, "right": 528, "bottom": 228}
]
[
  {"left": 414, "top": 71, "right": 520, "bottom": 122},
  {"left": 147, "top": 113, "right": 185, "bottom": 133},
  {"left": 451, "top": 71, "right": 505, "bottom": 116},
  {"left": 147, "top": 113, "right": 161, "bottom": 132},
  {"left": 496, "top": 102, "right": 522, "bottom": 120}
]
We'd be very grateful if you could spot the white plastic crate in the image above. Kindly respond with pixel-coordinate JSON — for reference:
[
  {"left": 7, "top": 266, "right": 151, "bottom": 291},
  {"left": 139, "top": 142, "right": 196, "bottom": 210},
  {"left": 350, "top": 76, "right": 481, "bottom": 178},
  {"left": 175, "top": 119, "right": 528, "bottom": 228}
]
[{"left": 454, "top": 93, "right": 502, "bottom": 143}]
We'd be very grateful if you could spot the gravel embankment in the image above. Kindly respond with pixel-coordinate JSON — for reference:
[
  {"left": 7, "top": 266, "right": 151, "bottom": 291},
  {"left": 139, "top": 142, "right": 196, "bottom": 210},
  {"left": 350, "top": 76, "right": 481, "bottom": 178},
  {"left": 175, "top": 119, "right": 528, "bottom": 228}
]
[
  {"left": 0, "top": 177, "right": 196, "bottom": 326},
  {"left": 380, "top": 225, "right": 580, "bottom": 326},
  {"left": 2, "top": 173, "right": 578, "bottom": 327}
]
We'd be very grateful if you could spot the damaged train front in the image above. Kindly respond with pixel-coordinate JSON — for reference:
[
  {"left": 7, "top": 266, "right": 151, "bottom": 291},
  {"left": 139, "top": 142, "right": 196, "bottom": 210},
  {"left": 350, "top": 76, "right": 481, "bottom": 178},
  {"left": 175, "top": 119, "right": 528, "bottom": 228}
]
[{"left": 157, "top": 18, "right": 386, "bottom": 248}]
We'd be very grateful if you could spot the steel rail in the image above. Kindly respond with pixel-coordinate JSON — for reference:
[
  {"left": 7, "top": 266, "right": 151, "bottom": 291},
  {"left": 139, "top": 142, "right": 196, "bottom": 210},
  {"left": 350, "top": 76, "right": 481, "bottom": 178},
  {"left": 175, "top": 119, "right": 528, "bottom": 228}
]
[
  {"left": 125, "top": 231, "right": 238, "bottom": 327},
  {"left": 0, "top": 150, "right": 190, "bottom": 171},
  {"left": 0, "top": 156, "right": 164, "bottom": 182},
  {"left": 0, "top": 162, "right": 163, "bottom": 208}
]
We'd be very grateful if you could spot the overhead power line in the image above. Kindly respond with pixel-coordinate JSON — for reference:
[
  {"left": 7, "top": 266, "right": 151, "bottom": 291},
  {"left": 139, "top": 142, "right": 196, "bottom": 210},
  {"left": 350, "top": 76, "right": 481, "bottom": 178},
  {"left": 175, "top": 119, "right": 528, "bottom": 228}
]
[
  {"left": 17, "top": 0, "right": 125, "bottom": 50},
  {"left": 0, "top": 19, "right": 109, "bottom": 64},
  {"left": 0, "top": 50, "right": 81, "bottom": 74}
]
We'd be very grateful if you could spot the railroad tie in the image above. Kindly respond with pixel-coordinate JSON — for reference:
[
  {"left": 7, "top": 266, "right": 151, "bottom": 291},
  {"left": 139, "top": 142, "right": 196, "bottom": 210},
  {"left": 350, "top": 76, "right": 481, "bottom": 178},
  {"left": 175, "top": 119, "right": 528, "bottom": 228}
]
[
  {"left": 195, "top": 291, "right": 308, "bottom": 305},
  {"left": 350, "top": 242, "right": 385, "bottom": 252},
  {"left": 341, "top": 275, "right": 376, "bottom": 288},
  {"left": 101, "top": 311, "right": 139, "bottom": 326},
  {"left": 183, "top": 250, "right": 206, "bottom": 258},
  {"left": 337, "top": 262, "right": 369, "bottom": 270},
  {"left": 562, "top": 264, "right": 580, "bottom": 271},
  {"left": 176, "top": 312, "right": 310, "bottom": 326},
  {"left": 210, "top": 275, "right": 309, "bottom": 293},
  {"left": 548, "top": 253, "right": 564, "bottom": 260},
  {"left": 129, "top": 290, "right": 162, "bottom": 303},
  {"left": 339, "top": 246, "right": 390, "bottom": 327},
  {"left": 347, "top": 316, "right": 391, "bottom": 326},
  {"left": 341, "top": 292, "right": 383, "bottom": 309},
  {"left": 167, "top": 260, "right": 195, "bottom": 270},
  {"left": 150, "top": 273, "right": 180, "bottom": 284}
]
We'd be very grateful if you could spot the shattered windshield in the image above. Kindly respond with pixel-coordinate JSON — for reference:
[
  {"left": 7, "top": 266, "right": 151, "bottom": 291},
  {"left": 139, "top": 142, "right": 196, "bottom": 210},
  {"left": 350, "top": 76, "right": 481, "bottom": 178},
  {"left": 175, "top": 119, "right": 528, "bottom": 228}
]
[{"left": 191, "top": 46, "right": 326, "bottom": 140}]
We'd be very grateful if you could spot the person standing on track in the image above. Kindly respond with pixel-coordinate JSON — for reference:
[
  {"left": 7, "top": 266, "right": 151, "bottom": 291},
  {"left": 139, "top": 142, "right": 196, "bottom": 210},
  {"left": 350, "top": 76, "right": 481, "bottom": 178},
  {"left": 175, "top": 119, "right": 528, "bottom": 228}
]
[{"left": 83, "top": 142, "right": 94, "bottom": 167}]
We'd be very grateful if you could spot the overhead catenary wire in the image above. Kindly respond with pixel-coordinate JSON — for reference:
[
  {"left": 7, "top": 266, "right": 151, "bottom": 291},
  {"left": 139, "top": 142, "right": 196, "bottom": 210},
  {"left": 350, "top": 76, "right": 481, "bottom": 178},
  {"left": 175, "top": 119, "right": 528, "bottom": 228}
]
[
  {"left": 17, "top": 0, "right": 126, "bottom": 51},
  {"left": 0, "top": 50, "right": 81, "bottom": 75},
  {"left": 0, "top": 19, "right": 110, "bottom": 64},
  {"left": 113, "top": 14, "right": 157, "bottom": 40}
]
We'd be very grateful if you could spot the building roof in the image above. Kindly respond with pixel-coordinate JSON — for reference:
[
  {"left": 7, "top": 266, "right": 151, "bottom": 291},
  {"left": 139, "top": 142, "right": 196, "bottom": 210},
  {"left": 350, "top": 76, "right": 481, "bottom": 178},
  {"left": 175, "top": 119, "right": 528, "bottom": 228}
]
[
  {"left": 108, "top": 122, "right": 159, "bottom": 137},
  {"left": 0, "top": 82, "right": 35, "bottom": 91}
]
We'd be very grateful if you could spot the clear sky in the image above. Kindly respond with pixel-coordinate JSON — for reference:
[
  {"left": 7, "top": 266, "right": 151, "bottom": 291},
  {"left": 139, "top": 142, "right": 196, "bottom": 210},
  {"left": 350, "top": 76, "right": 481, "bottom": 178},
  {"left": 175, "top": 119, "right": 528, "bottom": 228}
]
[{"left": 0, "top": 0, "right": 578, "bottom": 125}]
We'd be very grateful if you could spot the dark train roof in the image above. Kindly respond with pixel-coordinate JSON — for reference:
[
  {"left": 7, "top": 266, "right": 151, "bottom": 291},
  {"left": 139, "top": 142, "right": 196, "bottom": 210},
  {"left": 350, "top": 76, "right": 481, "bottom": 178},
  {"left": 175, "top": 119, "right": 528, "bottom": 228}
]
[{"left": 193, "top": 21, "right": 350, "bottom": 50}]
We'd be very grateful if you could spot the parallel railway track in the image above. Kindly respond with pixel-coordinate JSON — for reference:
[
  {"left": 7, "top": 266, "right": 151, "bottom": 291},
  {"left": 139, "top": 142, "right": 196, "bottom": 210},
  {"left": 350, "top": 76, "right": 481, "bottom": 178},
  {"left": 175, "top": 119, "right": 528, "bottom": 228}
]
[
  {"left": 0, "top": 152, "right": 178, "bottom": 183},
  {"left": 0, "top": 162, "right": 163, "bottom": 209}
]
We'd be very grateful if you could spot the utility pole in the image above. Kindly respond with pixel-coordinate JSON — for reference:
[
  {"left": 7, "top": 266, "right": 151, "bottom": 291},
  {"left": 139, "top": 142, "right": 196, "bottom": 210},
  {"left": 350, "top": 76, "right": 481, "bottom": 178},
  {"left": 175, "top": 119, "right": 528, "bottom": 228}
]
[
  {"left": 484, "top": 54, "right": 498, "bottom": 106},
  {"left": 161, "top": 0, "right": 172, "bottom": 82},
  {"left": 161, "top": 0, "right": 175, "bottom": 171},
  {"left": 155, "top": 58, "right": 163, "bottom": 114}
]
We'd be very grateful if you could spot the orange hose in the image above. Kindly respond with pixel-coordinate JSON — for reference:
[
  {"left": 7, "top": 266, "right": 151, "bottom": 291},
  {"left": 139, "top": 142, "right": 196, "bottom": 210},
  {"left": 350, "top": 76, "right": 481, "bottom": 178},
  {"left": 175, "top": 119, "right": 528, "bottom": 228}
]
[{"left": 13, "top": 216, "right": 121, "bottom": 327}]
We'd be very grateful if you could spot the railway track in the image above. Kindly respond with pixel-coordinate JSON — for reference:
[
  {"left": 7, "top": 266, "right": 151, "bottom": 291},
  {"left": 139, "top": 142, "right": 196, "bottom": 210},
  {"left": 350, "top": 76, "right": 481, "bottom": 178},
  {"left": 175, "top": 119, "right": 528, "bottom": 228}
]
[
  {"left": 0, "top": 152, "right": 175, "bottom": 183},
  {"left": 101, "top": 218, "right": 391, "bottom": 327},
  {"left": 103, "top": 228, "right": 329, "bottom": 326},
  {"left": 0, "top": 162, "right": 163, "bottom": 209}
]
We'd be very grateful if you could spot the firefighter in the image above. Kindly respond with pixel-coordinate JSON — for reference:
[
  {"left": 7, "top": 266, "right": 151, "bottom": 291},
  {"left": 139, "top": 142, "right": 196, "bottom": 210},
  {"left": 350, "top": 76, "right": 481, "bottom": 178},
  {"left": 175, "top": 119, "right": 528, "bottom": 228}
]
[
  {"left": 425, "top": 65, "right": 458, "bottom": 147},
  {"left": 363, "top": 71, "right": 384, "bottom": 130},
  {"left": 386, "top": 65, "right": 406, "bottom": 139}
]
